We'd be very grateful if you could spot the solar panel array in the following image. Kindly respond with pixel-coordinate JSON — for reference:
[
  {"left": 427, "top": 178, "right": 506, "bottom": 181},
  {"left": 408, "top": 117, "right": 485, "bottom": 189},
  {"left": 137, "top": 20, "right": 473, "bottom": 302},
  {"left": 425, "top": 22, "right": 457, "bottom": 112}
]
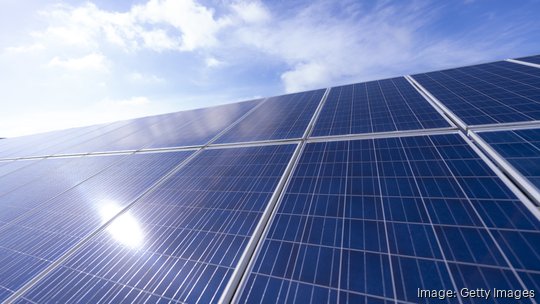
[{"left": 0, "top": 55, "right": 539, "bottom": 303}]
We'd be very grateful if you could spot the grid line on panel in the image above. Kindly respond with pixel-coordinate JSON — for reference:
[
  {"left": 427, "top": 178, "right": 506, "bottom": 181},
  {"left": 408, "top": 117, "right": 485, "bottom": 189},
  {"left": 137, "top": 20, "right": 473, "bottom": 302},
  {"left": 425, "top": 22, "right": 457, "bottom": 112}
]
[
  {"left": 0, "top": 152, "right": 197, "bottom": 302},
  {"left": 469, "top": 128, "right": 540, "bottom": 207},
  {"left": 0, "top": 122, "right": 124, "bottom": 160},
  {"left": 223, "top": 88, "right": 330, "bottom": 303},
  {"left": 425, "top": 134, "right": 533, "bottom": 294},
  {"left": 235, "top": 134, "right": 540, "bottom": 304},
  {"left": 202, "top": 98, "right": 269, "bottom": 147},
  {"left": 372, "top": 138, "right": 399, "bottom": 303},
  {"left": 214, "top": 89, "right": 325, "bottom": 144},
  {"left": 0, "top": 99, "right": 263, "bottom": 161},
  {"left": 411, "top": 61, "right": 540, "bottom": 126},
  {"left": 5, "top": 149, "right": 203, "bottom": 303},
  {"left": 0, "top": 153, "right": 135, "bottom": 237},
  {"left": 405, "top": 75, "right": 468, "bottom": 131},
  {"left": 311, "top": 77, "right": 451, "bottom": 138},
  {"left": 13, "top": 144, "right": 298, "bottom": 304}
]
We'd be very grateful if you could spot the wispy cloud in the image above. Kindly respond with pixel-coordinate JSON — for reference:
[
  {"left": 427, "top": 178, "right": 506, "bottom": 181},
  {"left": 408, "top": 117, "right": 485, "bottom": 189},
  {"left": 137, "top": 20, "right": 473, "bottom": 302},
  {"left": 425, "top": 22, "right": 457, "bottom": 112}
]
[
  {"left": 2, "top": 0, "right": 539, "bottom": 137},
  {"left": 46, "top": 53, "right": 108, "bottom": 71},
  {"left": 13, "top": 0, "right": 538, "bottom": 92},
  {"left": 32, "top": 0, "right": 230, "bottom": 52},
  {"left": 4, "top": 43, "right": 45, "bottom": 54},
  {"left": 128, "top": 72, "right": 166, "bottom": 84}
]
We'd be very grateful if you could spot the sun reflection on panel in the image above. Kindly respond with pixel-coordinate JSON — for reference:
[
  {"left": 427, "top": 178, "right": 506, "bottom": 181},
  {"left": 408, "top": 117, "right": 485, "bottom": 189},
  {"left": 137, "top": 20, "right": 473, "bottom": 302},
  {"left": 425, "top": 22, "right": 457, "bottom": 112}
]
[{"left": 99, "top": 202, "right": 144, "bottom": 248}]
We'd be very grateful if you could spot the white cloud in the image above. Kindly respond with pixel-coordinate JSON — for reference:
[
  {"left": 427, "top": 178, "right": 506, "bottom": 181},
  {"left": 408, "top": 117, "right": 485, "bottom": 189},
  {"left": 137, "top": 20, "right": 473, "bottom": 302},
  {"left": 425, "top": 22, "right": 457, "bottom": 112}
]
[
  {"left": 231, "top": 1, "right": 271, "bottom": 24},
  {"left": 4, "top": 43, "right": 45, "bottom": 54},
  {"left": 33, "top": 0, "right": 230, "bottom": 52},
  {"left": 112, "top": 96, "right": 151, "bottom": 106},
  {"left": 128, "top": 72, "right": 165, "bottom": 83},
  {"left": 205, "top": 56, "right": 223, "bottom": 68},
  {"left": 47, "top": 53, "right": 108, "bottom": 72}
]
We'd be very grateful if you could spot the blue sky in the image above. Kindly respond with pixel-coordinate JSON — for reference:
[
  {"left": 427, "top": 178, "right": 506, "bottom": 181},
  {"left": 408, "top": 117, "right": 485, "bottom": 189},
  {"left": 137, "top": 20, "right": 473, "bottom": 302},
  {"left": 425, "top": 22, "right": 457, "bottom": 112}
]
[{"left": 1, "top": 0, "right": 539, "bottom": 137}]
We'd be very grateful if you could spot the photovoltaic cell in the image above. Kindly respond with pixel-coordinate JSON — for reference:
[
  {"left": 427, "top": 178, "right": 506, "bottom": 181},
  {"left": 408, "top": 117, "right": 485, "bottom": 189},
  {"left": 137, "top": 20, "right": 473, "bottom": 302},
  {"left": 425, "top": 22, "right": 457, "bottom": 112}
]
[
  {"left": 478, "top": 127, "right": 540, "bottom": 191},
  {"left": 215, "top": 90, "right": 324, "bottom": 143},
  {"left": 0, "top": 100, "right": 260, "bottom": 159},
  {"left": 49, "top": 100, "right": 261, "bottom": 155},
  {"left": 17, "top": 144, "right": 296, "bottom": 303},
  {"left": 517, "top": 55, "right": 540, "bottom": 65},
  {"left": 237, "top": 134, "right": 540, "bottom": 303},
  {"left": 0, "top": 151, "right": 193, "bottom": 302},
  {"left": 0, "top": 156, "right": 125, "bottom": 227},
  {"left": 412, "top": 61, "right": 540, "bottom": 125},
  {"left": 0, "top": 122, "right": 125, "bottom": 159},
  {"left": 311, "top": 77, "right": 450, "bottom": 137},
  {"left": 142, "top": 99, "right": 261, "bottom": 149}
]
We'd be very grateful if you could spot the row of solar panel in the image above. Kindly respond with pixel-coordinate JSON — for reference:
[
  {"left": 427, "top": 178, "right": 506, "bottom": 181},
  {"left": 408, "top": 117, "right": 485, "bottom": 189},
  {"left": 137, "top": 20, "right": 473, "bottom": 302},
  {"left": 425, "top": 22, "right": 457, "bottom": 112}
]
[
  {"left": 1, "top": 58, "right": 539, "bottom": 160},
  {"left": 0, "top": 132, "right": 538, "bottom": 303},
  {"left": 0, "top": 56, "right": 539, "bottom": 303}
]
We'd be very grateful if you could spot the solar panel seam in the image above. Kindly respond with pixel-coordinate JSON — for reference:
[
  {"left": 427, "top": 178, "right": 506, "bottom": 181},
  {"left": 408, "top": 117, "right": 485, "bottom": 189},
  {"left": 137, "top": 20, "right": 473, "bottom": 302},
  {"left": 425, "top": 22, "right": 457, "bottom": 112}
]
[
  {"left": 507, "top": 58, "right": 540, "bottom": 70},
  {"left": 303, "top": 88, "right": 331, "bottom": 139},
  {"left": 307, "top": 128, "right": 460, "bottom": 144},
  {"left": 184, "top": 98, "right": 269, "bottom": 149},
  {"left": 469, "top": 130, "right": 540, "bottom": 207},
  {"left": 406, "top": 76, "right": 469, "bottom": 131},
  {"left": 223, "top": 87, "right": 335, "bottom": 303},
  {"left": 0, "top": 155, "right": 134, "bottom": 236},
  {"left": 412, "top": 61, "right": 540, "bottom": 126},
  {"left": 449, "top": 66, "right": 538, "bottom": 121},
  {"left": 222, "top": 141, "right": 307, "bottom": 303},
  {"left": 4, "top": 148, "right": 204, "bottom": 303},
  {"left": 468, "top": 120, "right": 540, "bottom": 132},
  {"left": 427, "top": 133, "right": 534, "bottom": 293},
  {"left": 404, "top": 75, "right": 462, "bottom": 129}
]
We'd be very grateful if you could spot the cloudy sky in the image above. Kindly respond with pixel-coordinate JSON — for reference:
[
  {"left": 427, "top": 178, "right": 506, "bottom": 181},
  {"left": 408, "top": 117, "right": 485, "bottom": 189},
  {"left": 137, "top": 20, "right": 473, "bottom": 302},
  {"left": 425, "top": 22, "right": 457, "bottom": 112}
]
[{"left": 1, "top": 0, "right": 539, "bottom": 137}]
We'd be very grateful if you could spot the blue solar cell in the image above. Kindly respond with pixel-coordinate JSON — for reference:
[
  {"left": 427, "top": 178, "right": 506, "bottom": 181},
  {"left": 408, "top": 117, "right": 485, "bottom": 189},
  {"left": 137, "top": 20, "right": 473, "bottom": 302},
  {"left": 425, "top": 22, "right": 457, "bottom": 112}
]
[
  {"left": 0, "top": 156, "right": 126, "bottom": 226},
  {"left": 0, "top": 122, "right": 124, "bottom": 159},
  {"left": 479, "top": 128, "right": 540, "bottom": 192},
  {"left": 412, "top": 61, "right": 540, "bottom": 125},
  {"left": 55, "top": 99, "right": 261, "bottom": 154},
  {"left": 16, "top": 144, "right": 296, "bottom": 303},
  {"left": 517, "top": 55, "right": 540, "bottom": 65},
  {"left": 215, "top": 90, "right": 324, "bottom": 143},
  {"left": 237, "top": 134, "right": 540, "bottom": 303},
  {"left": 0, "top": 100, "right": 260, "bottom": 159},
  {"left": 143, "top": 99, "right": 261, "bottom": 149},
  {"left": 0, "top": 151, "right": 193, "bottom": 302},
  {"left": 312, "top": 77, "right": 450, "bottom": 137}
]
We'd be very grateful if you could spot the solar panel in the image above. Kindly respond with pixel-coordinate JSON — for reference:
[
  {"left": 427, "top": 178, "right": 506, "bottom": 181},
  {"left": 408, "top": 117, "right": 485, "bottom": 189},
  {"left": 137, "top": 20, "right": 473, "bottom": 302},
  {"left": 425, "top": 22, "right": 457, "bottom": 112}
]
[
  {"left": 214, "top": 90, "right": 324, "bottom": 144},
  {"left": 142, "top": 99, "right": 262, "bottom": 149},
  {"left": 516, "top": 55, "right": 540, "bottom": 65},
  {"left": 0, "top": 121, "right": 128, "bottom": 158},
  {"left": 15, "top": 144, "right": 296, "bottom": 303},
  {"left": 311, "top": 77, "right": 451, "bottom": 137},
  {"left": 0, "top": 151, "right": 193, "bottom": 301},
  {"left": 0, "top": 100, "right": 261, "bottom": 160},
  {"left": 1, "top": 54, "right": 539, "bottom": 303},
  {"left": 412, "top": 61, "right": 540, "bottom": 126},
  {"left": 49, "top": 100, "right": 261, "bottom": 155},
  {"left": 478, "top": 127, "right": 540, "bottom": 192},
  {"left": 237, "top": 134, "right": 540, "bottom": 303}
]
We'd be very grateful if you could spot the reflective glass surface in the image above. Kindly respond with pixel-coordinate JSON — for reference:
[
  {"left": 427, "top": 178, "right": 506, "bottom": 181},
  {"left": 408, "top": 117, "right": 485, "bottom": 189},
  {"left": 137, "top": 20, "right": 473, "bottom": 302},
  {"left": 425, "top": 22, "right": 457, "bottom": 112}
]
[
  {"left": 238, "top": 134, "right": 540, "bottom": 303},
  {"left": 312, "top": 77, "right": 450, "bottom": 137},
  {"left": 413, "top": 61, "right": 540, "bottom": 125}
]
